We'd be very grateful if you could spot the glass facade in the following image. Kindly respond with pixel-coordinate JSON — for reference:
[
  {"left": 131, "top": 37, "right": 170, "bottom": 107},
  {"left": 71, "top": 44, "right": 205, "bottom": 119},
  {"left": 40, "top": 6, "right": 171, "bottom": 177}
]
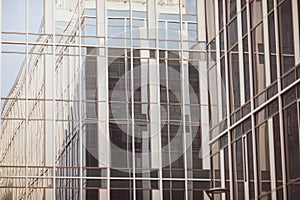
[
  {"left": 207, "top": 0, "right": 300, "bottom": 199},
  {"left": 1, "top": 0, "right": 300, "bottom": 199},
  {"left": 0, "top": 0, "right": 210, "bottom": 199}
]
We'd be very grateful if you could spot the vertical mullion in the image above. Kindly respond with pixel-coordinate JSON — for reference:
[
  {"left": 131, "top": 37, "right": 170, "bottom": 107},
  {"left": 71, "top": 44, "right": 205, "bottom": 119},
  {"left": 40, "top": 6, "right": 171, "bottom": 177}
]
[
  {"left": 52, "top": 0, "right": 56, "bottom": 198},
  {"left": 222, "top": 0, "right": 235, "bottom": 198},
  {"left": 129, "top": 1, "right": 136, "bottom": 200},
  {"left": 292, "top": 0, "right": 300, "bottom": 65},
  {"left": 245, "top": 0, "right": 259, "bottom": 199},
  {"left": 237, "top": 0, "right": 245, "bottom": 105},
  {"left": 262, "top": 0, "right": 271, "bottom": 87},
  {"left": 25, "top": 0, "right": 29, "bottom": 198},
  {"left": 0, "top": 1, "right": 2, "bottom": 195},
  {"left": 77, "top": 0, "right": 83, "bottom": 199},
  {"left": 178, "top": 0, "right": 189, "bottom": 199},
  {"left": 152, "top": 0, "right": 164, "bottom": 199},
  {"left": 274, "top": 0, "right": 287, "bottom": 198}
]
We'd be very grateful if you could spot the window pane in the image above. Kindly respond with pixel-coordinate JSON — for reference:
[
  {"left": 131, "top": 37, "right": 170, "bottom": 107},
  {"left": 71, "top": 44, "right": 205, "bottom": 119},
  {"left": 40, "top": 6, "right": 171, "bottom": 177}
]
[
  {"left": 284, "top": 103, "right": 300, "bottom": 180},
  {"left": 256, "top": 122, "right": 271, "bottom": 196},
  {"left": 227, "top": 19, "right": 238, "bottom": 49},
  {"left": 250, "top": 0, "right": 262, "bottom": 28},
  {"left": 252, "top": 23, "right": 265, "bottom": 95},
  {"left": 227, "top": 0, "right": 236, "bottom": 21},
  {"left": 229, "top": 50, "right": 240, "bottom": 111}
]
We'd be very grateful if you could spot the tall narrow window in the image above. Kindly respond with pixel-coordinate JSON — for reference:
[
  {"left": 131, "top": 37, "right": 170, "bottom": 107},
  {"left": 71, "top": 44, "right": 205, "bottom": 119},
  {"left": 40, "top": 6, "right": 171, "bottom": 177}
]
[
  {"left": 279, "top": 0, "right": 295, "bottom": 74},
  {"left": 229, "top": 49, "right": 240, "bottom": 112},
  {"left": 256, "top": 122, "right": 271, "bottom": 196},
  {"left": 252, "top": 23, "right": 265, "bottom": 95},
  {"left": 226, "top": 0, "right": 236, "bottom": 21}
]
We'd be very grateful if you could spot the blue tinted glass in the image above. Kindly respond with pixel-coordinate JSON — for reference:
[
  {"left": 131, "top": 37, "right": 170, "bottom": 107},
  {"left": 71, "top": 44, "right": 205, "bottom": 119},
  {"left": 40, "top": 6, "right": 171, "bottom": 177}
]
[
  {"left": 108, "top": 10, "right": 129, "bottom": 17},
  {"left": 108, "top": 26, "right": 125, "bottom": 37},
  {"left": 132, "top": 11, "right": 146, "bottom": 18},
  {"left": 159, "top": 14, "right": 180, "bottom": 21},
  {"left": 108, "top": 19, "right": 124, "bottom": 26}
]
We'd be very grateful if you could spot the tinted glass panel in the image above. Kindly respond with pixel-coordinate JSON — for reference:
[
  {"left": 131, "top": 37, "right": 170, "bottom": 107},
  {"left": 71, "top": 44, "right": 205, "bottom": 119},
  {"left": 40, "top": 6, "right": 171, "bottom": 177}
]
[{"left": 284, "top": 103, "right": 300, "bottom": 180}]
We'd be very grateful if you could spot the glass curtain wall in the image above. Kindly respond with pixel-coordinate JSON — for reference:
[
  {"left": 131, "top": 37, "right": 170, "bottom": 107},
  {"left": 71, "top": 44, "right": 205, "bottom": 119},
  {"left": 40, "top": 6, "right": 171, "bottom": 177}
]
[
  {"left": 0, "top": 0, "right": 209, "bottom": 200},
  {"left": 206, "top": 0, "right": 300, "bottom": 199}
]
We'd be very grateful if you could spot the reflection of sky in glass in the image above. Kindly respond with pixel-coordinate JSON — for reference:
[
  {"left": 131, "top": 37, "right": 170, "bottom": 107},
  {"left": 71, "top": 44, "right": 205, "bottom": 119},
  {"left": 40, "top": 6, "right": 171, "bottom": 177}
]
[{"left": 1, "top": 0, "right": 43, "bottom": 97}]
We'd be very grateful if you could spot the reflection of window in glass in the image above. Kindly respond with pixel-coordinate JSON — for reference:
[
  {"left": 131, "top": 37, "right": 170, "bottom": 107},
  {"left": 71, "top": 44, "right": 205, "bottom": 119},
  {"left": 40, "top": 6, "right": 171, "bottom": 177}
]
[
  {"left": 132, "top": 11, "right": 147, "bottom": 18},
  {"left": 108, "top": 26, "right": 125, "bottom": 37},
  {"left": 111, "top": 189, "right": 133, "bottom": 200},
  {"left": 229, "top": 50, "right": 240, "bottom": 112},
  {"left": 208, "top": 40, "right": 217, "bottom": 67},
  {"left": 224, "top": 147, "right": 230, "bottom": 180},
  {"left": 159, "top": 29, "right": 166, "bottom": 40},
  {"left": 267, "top": 0, "right": 274, "bottom": 12},
  {"left": 220, "top": 31, "right": 225, "bottom": 56},
  {"left": 160, "top": 61, "right": 167, "bottom": 103},
  {"left": 208, "top": 65, "right": 219, "bottom": 127},
  {"left": 224, "top": 147, "right": 230, "bottom": 199},
  {"left": 258, "top": 43, "right": 264, "bottom": 64},
  {"left": 188, "top": 65, "right": 199, "bottom": 104},
  {"left": 227, "top": 18, "right": 238, "bottom": 49},
  {"left": 190, "top": 127, "right": 201, "bottom": 169},
  {"left": 108, "top": 56, "right": 127, "bottom": 102},
  {"left": 221, "top": 57, "right": 227, "bottom": 118},
  {"left": 168, "top": 22, "right": 180, "bottom": 29},
  {"left": 163, "top": 181, "right": 185, "bottom": 200},
  {"left": 252, "top": 23, "right": 265, "bottom": 95},
  {"left": 132, "top": 19, "right": 146, "bottom": 27},
  {"left": 256, "top": 122, "right": 271, "bottom": 196},
  {"left": 268, "top": 11, "right": 278, "bottom": 84},
  {"left": 85, "top": 123, "right": 98, "bottom": 167},
  {"left": 268, "top": 13, "right": 276, "bottom": 53},
  {"left": 273, "top": 114, "right": 283, "bottom": 187},
  {"left": 218, "top": 0, "right": 224, "bottom": 29},
  {"left": 250, "top": 0, "right": 262, "bottom": 28},
  {"left": 236, "top": 139, "right": 244, "bottom": 180},
  {"left": 109, "top": 123, "right": 133, "bottom": 168},
  {"left": 241, "top": 0, "right": 246, "bottom": 8},
  {"left": 168, "top": 30, "right": 179, "bottom": 40},
  {"left": 284, "top": 103, "right": 300, "bottom": 181},
  {"left": 282, "top": 56, "right": 295, "bottom": 75},
  {"left": 279, "top": 0, "right": 294, "bottom": 55},
  {"left": 244, "top": 52, "right": 250, "bottom": 102},
  {"left": 226, "top": 0, "right": 236, "bottom": 21},
  {"left": 279, "top": 0, "right": 295, "bottom": 74},
  {"left": 232, "top": 138, "right": 244, "bottom": 199},
  {"left": 206, "top": 0, "right": 216, "bottom": 42},
  {"left": 185, "top": 0, "right": 196, "bottom": 14},
  {"left": 170, "top": 125, "right": 184, "bottom": 169},
  {"left": 188, "top": 30, "right": 197, "bottom": 40},
  {"left": 168, "top": 63, "right": 181, "bottom": 103},
  {"left": 247, "top": 133, "right": 255, "bottom": 199},
  {"left": 212, "top": 153, "right": 220, "bottom": 187},
  {"left": 242, "top": 9, "right": 247, "bottom": 36}
]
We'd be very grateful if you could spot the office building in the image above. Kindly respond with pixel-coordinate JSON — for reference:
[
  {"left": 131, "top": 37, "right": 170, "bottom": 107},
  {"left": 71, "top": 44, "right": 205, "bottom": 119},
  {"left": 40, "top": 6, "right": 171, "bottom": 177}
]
[
  {"left": 0, "top": 0, "right": 210, "bottom": 199},
  {"left": 206, "top": 0, "right": 300, "bottom": 199},
  {"left": 1, "top": 0, "right": 300, "bottom": 200}
]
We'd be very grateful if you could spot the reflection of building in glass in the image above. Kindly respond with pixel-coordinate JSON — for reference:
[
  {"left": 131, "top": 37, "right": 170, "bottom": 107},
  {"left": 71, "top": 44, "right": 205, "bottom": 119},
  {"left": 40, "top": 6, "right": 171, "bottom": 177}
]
[{"left": 1, "top": 0, "right": 300, "bottom": 200}]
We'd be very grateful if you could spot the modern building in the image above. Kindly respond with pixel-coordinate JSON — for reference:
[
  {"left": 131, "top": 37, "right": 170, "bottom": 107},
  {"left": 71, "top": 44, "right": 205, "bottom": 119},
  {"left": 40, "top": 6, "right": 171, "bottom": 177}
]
[
  {"left": 206, "top": 0, "right": 300, "bottom": 199},
  {"left": 0, "top": 0, "right": 211, "bottom": 199},
  {"left": 0, "top": 0, "right": 300, "bottom": 200}
]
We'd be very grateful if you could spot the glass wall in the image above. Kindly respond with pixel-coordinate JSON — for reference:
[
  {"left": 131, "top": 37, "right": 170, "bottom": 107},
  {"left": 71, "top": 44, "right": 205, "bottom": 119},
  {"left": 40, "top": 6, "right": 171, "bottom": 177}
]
[
  {"left": 206, "top": 0, "right": 300, "bottom": 199},
  {"left": 0, "top": 0, "right": 209, "bottom": 199}
]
